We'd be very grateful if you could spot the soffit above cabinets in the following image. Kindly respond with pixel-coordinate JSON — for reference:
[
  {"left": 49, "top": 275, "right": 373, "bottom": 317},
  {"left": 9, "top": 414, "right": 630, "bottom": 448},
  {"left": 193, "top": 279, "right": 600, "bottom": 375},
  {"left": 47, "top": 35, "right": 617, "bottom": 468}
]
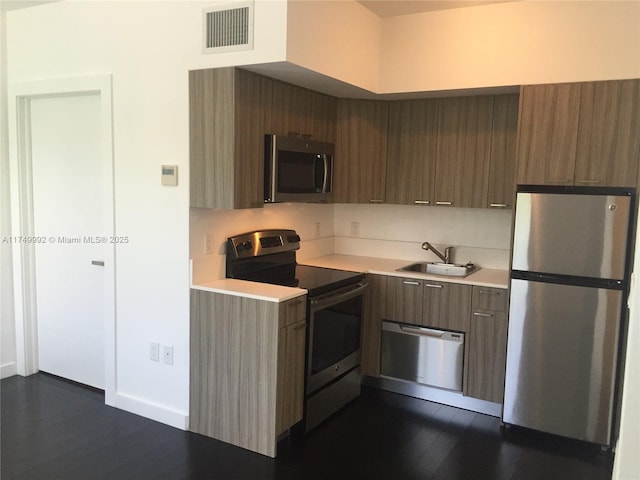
[
  {"left": 358, "top": 0, "right": 519, "bottom": 18},
  {"left": 242, "top": 62, "right": 519, "bottom": 100}
]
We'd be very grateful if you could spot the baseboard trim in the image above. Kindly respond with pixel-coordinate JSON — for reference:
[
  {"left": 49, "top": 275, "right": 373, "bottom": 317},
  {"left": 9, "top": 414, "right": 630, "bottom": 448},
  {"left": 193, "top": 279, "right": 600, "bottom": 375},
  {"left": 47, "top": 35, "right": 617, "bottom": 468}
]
[
  {"left": 1, "top": 362, "right": 17, "bottom": 379},
  {"left": 113, "top": 392, "right": 189, "bottom": 430}
]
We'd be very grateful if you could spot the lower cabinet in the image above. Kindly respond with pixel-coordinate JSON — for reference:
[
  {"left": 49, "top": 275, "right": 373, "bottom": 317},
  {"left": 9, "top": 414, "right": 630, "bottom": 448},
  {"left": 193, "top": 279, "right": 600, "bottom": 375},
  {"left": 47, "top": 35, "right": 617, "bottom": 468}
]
[
  {"left": 361, "top": 275, "right": 472, "bottom": 376},
  {"left": 276, "top": 299, "right": 307, "bottom": 435},
  {"left": 465, "top": 286, "right": 509, "bottom": 403},
  {"left": 362, "top": 275, "right": 509, "bottom": 405},
  {"left": 189, "top": 289, "right": 306, "bottom": 458}
]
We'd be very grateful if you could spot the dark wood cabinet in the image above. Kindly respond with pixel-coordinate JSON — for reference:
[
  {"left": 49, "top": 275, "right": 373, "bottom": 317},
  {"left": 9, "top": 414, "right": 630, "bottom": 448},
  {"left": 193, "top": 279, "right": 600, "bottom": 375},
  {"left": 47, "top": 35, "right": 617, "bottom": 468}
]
[
  {"left": 516, "top": 83, "right": 581, "bottom": 186},
  {"left": 516, "top": 79, "right": 640, "bottom": 188},
  {"left": 276, "top": 314, "right": 306, "bottom": 435},
  {"left": 190, "top": 68, "right": 264, "bottom": 209},
  {"left": 575, "top": 80, "right": 640, "bottom": 187},
  {"left": 190, "top": 290, "right": 307, "bottom": 457},
  {"left": 466, "top": 286, "right": 508, "bottom": 403},
  {"left": 434, "top": 96, "right": 494, "bottom": 208},
  {"left": 379, "top": 276, "right": 424, "bottom": 325},
  {"left": 386, "top": 99, "right": 438, "bottom": 205},
  {"left": 361, "top": 274, "right": 382, "bottom": 377},
  {"left": 361, "top": 275, "right": 473, "bottom": 378},
  {"left": 334, "top": 99, "right": 389, "bottom": 203},
  {"left": 422, "top": 280, "right": 471, "bottom": 332},
  {"left": 486, "top": 94, "right": 519, "bottom": 208},
  {"left": 190, "top": 67, "right": 336, "bottom": 209},
  {"left": 265, "top": 79, "right": 337, "bottom": 143}
]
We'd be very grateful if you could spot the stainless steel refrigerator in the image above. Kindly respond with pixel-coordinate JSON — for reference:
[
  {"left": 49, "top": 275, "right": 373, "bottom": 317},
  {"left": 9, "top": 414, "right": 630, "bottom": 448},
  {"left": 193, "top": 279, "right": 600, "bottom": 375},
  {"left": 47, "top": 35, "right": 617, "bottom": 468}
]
[{"left": 503, "top": 185, "right": 635, "bottom": 446}]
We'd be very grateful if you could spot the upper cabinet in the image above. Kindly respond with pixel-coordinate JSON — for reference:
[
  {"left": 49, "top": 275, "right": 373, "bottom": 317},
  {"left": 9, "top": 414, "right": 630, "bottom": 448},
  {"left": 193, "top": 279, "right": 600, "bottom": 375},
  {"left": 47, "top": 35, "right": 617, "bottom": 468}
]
[
  {"left": 516, "top": 79, "right": 640, "bottom": 187},
  {"left": 190, "top": 67, "right": 336, "bottom": 209},
  {"left": 486, "top": 94, "right": 519, "bottom": 208},
  {"left": 574, "top": 80, "right": 640, "bottom": 187},
  {"left": 434, "top": 96, "right": 494, "bottom": 208},
  {"left": 516, "top": 83, "right": 580, "bottom": 185},
  {"left": 386, "top": 99, "right": 438, "bottom": 205},
  {"left": 190, "top": 68, "right": 264, "bottom": 209},
  {"left": 334, "top": 99, "right": 389, "bottom": 204},
  {"left": 385, "top": 95, "right": 517, "bottom": 209},
  {"left": 190, "top": 69, "right": 638, "bottom": 210}
]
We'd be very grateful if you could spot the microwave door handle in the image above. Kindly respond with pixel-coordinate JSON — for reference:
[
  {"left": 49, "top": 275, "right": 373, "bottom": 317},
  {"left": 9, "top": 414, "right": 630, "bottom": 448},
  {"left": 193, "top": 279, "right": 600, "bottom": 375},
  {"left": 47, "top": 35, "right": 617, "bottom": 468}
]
[
  {"left": 312, "top": 155, "right": 321, "bottom": 192},
  {"left": 322, "top": 154, "right": 329, "bottom": 193}
]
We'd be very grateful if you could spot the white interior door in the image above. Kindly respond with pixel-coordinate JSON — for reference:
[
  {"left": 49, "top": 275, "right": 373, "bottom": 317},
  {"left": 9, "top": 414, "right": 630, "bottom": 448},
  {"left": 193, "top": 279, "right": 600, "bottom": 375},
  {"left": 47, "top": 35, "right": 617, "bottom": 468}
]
[{"left": 30, "top": 93, "right": 106, "bottom": 389}]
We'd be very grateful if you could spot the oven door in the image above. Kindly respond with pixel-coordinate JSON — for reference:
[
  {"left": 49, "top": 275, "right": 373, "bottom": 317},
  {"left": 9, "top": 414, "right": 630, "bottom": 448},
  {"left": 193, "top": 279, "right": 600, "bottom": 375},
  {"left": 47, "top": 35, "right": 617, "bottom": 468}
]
[{"left": 306, "top": 281, "right": 367, "bottom": 395}]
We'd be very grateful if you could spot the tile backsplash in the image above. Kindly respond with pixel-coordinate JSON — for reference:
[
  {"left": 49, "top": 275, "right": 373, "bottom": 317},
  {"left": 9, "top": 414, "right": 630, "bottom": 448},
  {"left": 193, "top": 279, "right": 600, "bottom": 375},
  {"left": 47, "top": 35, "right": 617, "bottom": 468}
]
[{"left": 190, "top": 203, "right": 513, "bottom": 283}]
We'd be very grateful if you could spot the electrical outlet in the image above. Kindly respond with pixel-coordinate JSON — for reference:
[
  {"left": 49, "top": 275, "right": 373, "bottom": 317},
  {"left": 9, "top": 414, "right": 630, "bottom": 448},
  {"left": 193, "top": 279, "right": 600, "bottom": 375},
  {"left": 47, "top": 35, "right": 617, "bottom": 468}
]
[
  {"left": 163, "top": 345, "right": 174, "bottom": 365},
  {"left": 204, "top": 234, "right": 215, "bottom": 255},
  {"left": 150, "top": 343, "right": 160, "bottom": 362},
  {"left": 350, "top": 221, "right": 360, "bottom": 237}
]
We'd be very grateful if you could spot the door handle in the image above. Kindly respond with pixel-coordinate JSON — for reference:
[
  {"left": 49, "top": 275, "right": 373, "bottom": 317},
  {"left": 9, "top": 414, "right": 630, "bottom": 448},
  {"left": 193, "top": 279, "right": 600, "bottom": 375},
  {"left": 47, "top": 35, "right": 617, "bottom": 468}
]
[{"left": 91, "top": 260, "right": 105, "bottom": 266}]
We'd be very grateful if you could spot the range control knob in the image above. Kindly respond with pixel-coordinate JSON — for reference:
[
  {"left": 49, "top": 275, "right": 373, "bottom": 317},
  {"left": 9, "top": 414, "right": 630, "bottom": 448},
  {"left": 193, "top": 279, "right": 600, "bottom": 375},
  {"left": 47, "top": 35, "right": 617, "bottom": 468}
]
[
  {"left": 237, "top": 241, "right": 252, "bottom": 252},
  {"left": 287, "top": 234, "right": 301, "bottom": 243}
]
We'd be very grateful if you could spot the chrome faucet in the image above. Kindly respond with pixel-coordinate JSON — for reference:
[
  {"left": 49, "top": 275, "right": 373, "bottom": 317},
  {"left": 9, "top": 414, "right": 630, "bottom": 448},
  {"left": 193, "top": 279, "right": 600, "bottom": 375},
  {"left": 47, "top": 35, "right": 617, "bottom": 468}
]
[{"left": 422, "top": 242, "right": 453, "bottom": 264}]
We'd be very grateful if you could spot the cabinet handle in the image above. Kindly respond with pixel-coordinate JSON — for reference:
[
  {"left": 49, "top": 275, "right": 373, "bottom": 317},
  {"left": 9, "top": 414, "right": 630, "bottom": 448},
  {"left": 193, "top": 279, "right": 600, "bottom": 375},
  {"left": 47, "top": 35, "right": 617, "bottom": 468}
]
[
  {"left": 435, "top": 201, "right": 453, "bottom": 206},
  {"left": 474, "top": 312, "right": 494, "bottom": 317},
  {"left": 425, "top": 283, "right": 443, "bottom": 289},
  {"left": 479, "top": 290, "right": 500, "bottom": 295},
  {"left": 369, "top": 199, "right": 384, "bottom": 203},
  {"left": 91, "top": 260, "right": 105, "bottom": 266},
  {"left": 293, "top": 323, "right": 307, "bottom": 331},
  {"left": 414, "top": 200, "right": 430, "bottom": 205},
  {"left": 489, "top": 203, "right": 509, "bottom": 208},
  {"left": 403, "top": 281, "right": 421, "bottom": 286},
  {"left": 548, "top": 179, "right": 571, "bottom": 184},
  {"left": 577, "top": 179, "right": 601, "bottom": 184}
]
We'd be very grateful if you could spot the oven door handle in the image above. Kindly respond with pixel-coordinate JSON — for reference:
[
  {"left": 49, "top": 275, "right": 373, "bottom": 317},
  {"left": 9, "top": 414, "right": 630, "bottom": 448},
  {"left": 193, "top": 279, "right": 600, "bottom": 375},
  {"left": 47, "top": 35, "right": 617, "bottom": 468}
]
[{"left": 309, "top": 282, "right": 368, "bottom": 311}]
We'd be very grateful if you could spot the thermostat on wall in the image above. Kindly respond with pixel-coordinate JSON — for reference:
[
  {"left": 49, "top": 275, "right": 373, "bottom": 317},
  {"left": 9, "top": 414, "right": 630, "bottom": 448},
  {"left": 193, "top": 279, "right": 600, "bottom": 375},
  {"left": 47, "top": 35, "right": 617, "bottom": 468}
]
[{"left": 161, "top": 165, "right": 178, "bottom": 186}]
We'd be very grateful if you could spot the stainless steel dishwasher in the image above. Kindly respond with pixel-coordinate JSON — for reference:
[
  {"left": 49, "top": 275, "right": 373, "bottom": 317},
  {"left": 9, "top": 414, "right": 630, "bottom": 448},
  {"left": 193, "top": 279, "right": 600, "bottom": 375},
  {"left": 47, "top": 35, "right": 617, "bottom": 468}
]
[{"left": 380, "top": 321, "right": 465, "bottom": 392}]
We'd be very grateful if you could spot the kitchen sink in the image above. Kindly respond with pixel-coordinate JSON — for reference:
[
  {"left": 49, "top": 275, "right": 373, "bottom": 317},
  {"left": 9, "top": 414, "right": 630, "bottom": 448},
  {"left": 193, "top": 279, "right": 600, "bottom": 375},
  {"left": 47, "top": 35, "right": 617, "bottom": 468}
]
[{"left": 397, "top": 262, "right": 478, "bottom": 277}]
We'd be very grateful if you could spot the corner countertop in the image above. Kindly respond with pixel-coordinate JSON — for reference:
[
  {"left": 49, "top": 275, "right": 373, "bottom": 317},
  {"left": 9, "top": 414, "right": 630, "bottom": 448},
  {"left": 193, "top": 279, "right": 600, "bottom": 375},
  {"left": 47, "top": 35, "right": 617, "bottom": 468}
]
[
  {"left": 191, "top": 278, "right": 307, "bottom": 303},
  {"left": 301, "top": 254, "right": 509, "bottom": 289}
]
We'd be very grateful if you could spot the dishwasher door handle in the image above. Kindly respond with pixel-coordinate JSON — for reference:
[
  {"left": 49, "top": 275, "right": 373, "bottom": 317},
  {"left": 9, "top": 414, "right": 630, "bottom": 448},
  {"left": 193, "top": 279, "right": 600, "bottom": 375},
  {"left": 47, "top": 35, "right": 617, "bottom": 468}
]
[{"left": 399, "top": 325, "right": 445, "bottom": 338}]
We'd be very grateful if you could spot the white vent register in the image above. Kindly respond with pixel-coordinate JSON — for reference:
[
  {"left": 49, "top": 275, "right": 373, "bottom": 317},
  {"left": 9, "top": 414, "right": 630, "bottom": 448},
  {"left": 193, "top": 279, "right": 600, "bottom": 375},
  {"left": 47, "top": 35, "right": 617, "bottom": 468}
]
[{"left": 203, "top": 2, "right": 254, "bottom": 53}]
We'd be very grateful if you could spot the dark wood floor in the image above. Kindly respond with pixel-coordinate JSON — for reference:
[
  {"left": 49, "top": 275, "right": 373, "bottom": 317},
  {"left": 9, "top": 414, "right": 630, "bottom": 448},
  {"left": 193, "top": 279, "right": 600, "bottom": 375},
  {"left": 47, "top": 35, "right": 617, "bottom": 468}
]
[{"left": 1, "top": 373, "right": 613, "bottom": 480}]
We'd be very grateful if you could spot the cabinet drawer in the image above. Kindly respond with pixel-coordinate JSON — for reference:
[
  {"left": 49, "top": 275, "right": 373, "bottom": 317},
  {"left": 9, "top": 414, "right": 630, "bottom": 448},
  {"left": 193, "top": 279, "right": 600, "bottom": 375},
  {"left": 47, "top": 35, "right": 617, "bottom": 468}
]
[
  {"left": 279, "top": 296, "right": 306, "bottom": 328},
  {"left": 472, "top": 286, "right": 508, "bottom": 312},
  {"left": 379, "top": 277, "right": 424, "bottom": 325}
]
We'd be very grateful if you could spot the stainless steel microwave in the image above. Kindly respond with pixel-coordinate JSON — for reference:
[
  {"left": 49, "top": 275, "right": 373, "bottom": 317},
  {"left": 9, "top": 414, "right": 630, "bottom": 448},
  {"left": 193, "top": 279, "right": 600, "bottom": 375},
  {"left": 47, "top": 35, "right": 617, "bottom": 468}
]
[{"left": 264, "top": 134, "right": 334, "bottom": 203}]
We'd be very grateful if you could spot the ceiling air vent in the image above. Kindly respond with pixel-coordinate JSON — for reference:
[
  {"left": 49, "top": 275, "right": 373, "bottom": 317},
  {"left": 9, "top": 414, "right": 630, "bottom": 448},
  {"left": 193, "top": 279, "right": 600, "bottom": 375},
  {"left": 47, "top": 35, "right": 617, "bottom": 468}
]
[{"left": 203, "top": 2, "right": 254, "bottom": 53}]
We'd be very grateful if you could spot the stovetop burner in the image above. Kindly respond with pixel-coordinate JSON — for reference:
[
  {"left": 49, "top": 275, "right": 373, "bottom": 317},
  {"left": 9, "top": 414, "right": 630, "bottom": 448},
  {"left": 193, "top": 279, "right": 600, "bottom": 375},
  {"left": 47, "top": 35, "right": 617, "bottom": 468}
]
[{"left": 226, "top": 229, "right": 364, "bottom": 297}]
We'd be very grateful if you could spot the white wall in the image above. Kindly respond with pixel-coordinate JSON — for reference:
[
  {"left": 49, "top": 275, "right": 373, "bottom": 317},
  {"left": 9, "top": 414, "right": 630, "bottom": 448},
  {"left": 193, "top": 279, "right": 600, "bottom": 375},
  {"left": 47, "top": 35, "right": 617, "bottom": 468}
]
[
  {"left": 286, "top": 0, "right": 381, "bottom": 93},
  {"left": 1, "top": 8, "right": 18, "bottom": 379},
  {"left": 286, "top": 0, "right": 640, "bottom": 95},
  {"left": 5, "top": 0, "right": 288, "bottom": 427},
  {"left": 612, "top": 246, "right": 640, "bottom": 479},
  {"left": 380, "top": 1, "right": 640, "bottom": 93}
]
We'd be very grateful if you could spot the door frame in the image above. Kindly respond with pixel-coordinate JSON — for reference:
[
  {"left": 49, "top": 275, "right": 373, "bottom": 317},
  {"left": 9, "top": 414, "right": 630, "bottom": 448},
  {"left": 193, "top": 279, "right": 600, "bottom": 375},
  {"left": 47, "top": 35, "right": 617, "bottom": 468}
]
[{"left": 8, "top": 75, "right": 116, "bottom": 405}]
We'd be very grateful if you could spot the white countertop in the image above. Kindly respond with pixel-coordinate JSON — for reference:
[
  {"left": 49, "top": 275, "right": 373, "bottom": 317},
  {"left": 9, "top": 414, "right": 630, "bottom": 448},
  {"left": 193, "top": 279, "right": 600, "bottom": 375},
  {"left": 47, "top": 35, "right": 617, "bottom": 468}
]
[
  {"left": 301, "top": 254, "right": 509, "bottom": 289},
  {"left": 191, "top": 254, "right": 509, "bottom": 301},
  {"left": 192, "top": 278, "right": 307, "bottom": 302}
]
